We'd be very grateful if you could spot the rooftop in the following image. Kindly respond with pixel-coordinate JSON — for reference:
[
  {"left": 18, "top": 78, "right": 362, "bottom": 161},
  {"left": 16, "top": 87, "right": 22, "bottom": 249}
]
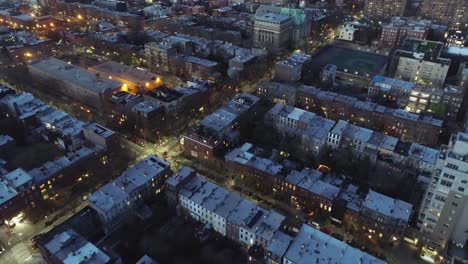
[
  {"left": 200, "top": 93, "right": 259, "bottom": 134},
  {"left": 44, "top": 229, "right": 111, "bottom": 264},
  {"left": 89, "top": 155, "right": 169, "bottom": 214},
  {"left": 165, "top": 166, "right": 195, "bottom": 188},
  {"left": 175, "top": 54, "right": 218, "bottom": 67},
  {"left": 225, "top": 143, "right": 283, "bottom": 176},
  {"left": 131, "top": 100, "right": 163, "bottom": 114},
  {"left": 284, "top": 224, "right": 385, "bottom": 264},
  {"left": 28, "top": 58, "right": 122, "bottom": 94},
  {"left": 268, "top": 104, "right": 335, "bottom": 141},
  {"left": 145, "top": 86, "right": 183, "bottom": 103},
  {"left": 83, "top": 122, "right": 115, "bottom": 139},
  {"left": 408, "top": 143, "right": 439, "bottom": 165},
  {"left": 89, "top": 60, "right": 161, "bottom": 86},
  {"left": 363, "top": 190, "right": 412, "bottom": 222},
  {"left": 256, "top": 13, "right": 291, "bottom": 23},
  {"left": 286, "top": 169, "right": 340, "bottom": 201},
  {"left": 399, "top": 39, "right": 449, "bottom": 64},
  {"left": 29, "top": 145, "right": 103, "bottom": 185},
  {"left": 0, "top": 134, "right": 13, "bottom": 146},
  {"left": 0, "top": 179, "right": 17, "bottom": 205},
  {"left": 178, "top": 173, "right": 284, "bottom": 241},
  {"left": 371, "top": 75, "right": 416, "bottom": 91},
  {"left": 4, "top": 168, "right": 32, "bottom": 188},
  {"left": 277, "top": 53, "right": 311, "bottom": 68}
]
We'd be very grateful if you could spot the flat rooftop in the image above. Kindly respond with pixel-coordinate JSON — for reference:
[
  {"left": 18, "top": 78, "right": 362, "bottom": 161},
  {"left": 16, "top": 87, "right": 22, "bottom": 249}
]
[
  {"left": 371, "top": 75, "right": 416, "bottom": 91},
  {"left": 256, "top": 13, "right": 291, "bottom": 23},
  {"left": 277, "top": 53, "right": 311, "bottom": 68},
  {"left": 363, "top": 190, "right": 412, "bottom": 222},
  {"left": 4, "top": 168, "right": 32, "bottom": 188},
  {"left": 286, "top": 169, "right": 340, "bottom": 201},
  {"left": 284, "top": 224, "right": 385, "bottom": 264},
  {"left": 89, "top": 60, "right": 160, "bottom": 86},
  {"left": 44, "top": 229, "right": 111, "bottom": 264},
  {"left": 0, "top": 134, "right": 13, "bottom": 146},
  {"left": 145, "top": 86, "right": 183, "bottom": 103},
  {"left": 83, "top": 122, "right": 115, "bottom": 139},
  {"left": 28, "top": 58, "right": 122, "bottom": 94},
  {"left": 0, "top": 179, "right": 17, "bottom": 205},
  {"left": 178, "top": 173, "right": 285, "bottom": 241},
  {"left": 225, "top": 143, "right": 283, "bottom": 176}
]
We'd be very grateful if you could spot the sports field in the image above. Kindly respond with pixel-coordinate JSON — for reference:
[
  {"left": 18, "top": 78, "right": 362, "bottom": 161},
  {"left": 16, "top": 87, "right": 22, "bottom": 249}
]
[{"left": 312, "top": 45, "right": 387, "bottom": 77}]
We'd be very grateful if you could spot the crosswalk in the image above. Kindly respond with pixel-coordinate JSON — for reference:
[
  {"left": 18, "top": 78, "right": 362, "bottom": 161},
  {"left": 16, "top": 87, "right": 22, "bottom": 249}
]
[{"left": 9, "top": 242, "right": 32, "bottom": 264}]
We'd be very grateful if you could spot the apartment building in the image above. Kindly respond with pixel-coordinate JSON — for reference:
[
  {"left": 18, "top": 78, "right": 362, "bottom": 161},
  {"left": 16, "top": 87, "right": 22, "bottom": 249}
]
[
  {"left": 360, "top": 190, "right": 412, "bottom": 244},
  {"left": 418, "top": 132, "right": 468, "bottom": 250},
  {"left": 170, "top": 168, "right": 286, "bottom": 248},
  {"left": 258, "top": 81, "right": 443, "bottom": 145},
  {"left": 391, "top": 39, "right": 451, "bottom": 88},
  {"left": 88, "top": 155, "right": 170, "bottom": 231},
  {"left": 419, "top": 0, "right": 468, "bottom": 30},
  {"left": 274, "top": 53, "right": 311, "bottom": 82},
  {"left": 364, "top": 0, "right": 406, "bottom": 20},
  {"left": 265, "top": 104, "right": 336, "bottom": 156},
  {"left": 380, "top": 18, "right": 430, "bottom": 47},
  {"left": 183, "top": 93, "right": 260, "bottom": 161}
]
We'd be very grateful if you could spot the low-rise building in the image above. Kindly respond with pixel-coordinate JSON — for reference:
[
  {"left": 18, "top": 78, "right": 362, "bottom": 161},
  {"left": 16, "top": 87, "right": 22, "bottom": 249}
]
[
  {"left": 380, "top": 18, "right": 430, "bottom": 47},
  {"left": 169, "top": 168, "right": 286, "bottom": 248},
  {"left": 274, "top": 53, "right": 311, "bottom": 82},
  {"left": 88, "top": 60, "right": 163, "bottom": 94},
  {"left": 391, "top": 39, "right": 451, "bottom": 88},
  {"left": 282, "top": 224, "right": 385, "bottom": 264},
  {"left": 183, "top": 93, "right": 260, "bottom": 161},
  {"left": 265, "top": 104, "right": 336, "bottom": 156},
  {"left": 82, "top": 122, "right": 118, "bottom": 150},
  {"left": 28, "top": 58, "right": 123, "bottom": 110},
  {"left": 337, "top": 23, "right": 358, "bottom": 42},
  {"left": 38, "top": 229, "right": 114, "bottom": 264},
  {"left": 0, "top": 169, "right": 34, "bottom": 224},
  {"left": 88, "top": 155, "right": 170, "bottom": 231},
  {"left": 257, "top": 81, "right": 443, "bottom": 145},
  {"left": 360, "top": 190, "right": 412, "bottom": 244},
  {"left": 370, "top": 75, "right": 465, "bottom": 119}
]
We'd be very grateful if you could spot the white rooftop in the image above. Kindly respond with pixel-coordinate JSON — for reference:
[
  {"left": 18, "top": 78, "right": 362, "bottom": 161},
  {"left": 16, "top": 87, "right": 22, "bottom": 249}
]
[
  {"left": 284, "top": 224, "right": 385, "bottom": 264},
  {"left": 286, "top": 169, "right": 340, "bottom": 201},
  {"left": 363, "top": 190, "right": 412, "bottom": 222},
  {"left": 4, "top": 168, "right": 32, "bottom": 188},
  {"left": 45, "top": 230, "right": 111, "bottom": 264},
  {"left": 0, "top": 134, "right": 13, "bottom": 146},
  {"left": 0, "top": 179, "right": 17, "bottom": 205},
  {"left": 225, "top": 143, "right": 283, "bottom": 176}
]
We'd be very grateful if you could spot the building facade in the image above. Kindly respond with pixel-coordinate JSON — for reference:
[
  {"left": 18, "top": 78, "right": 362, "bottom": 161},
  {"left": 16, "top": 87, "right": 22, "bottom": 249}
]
[
  {"left": 419, "top": 0, "right": 468, "bottom": 30},
  {"left": 364, "top": 0, "right": 406, "bottom": 20},
  {"left": 418, "top": 132, "right": 468, "bottom": 250}
]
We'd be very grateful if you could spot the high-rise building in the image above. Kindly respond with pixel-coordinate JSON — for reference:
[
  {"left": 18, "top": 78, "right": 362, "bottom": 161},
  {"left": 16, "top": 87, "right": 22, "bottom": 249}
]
[
  {"left": 364, "top": 0, "right": 407, "bottom": 20},
  {"left": 419, "top": 0, "right": 468, "bottom": 30},
  {"left": 418, "top": 132, "right": 468, "bottom": 249}
]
